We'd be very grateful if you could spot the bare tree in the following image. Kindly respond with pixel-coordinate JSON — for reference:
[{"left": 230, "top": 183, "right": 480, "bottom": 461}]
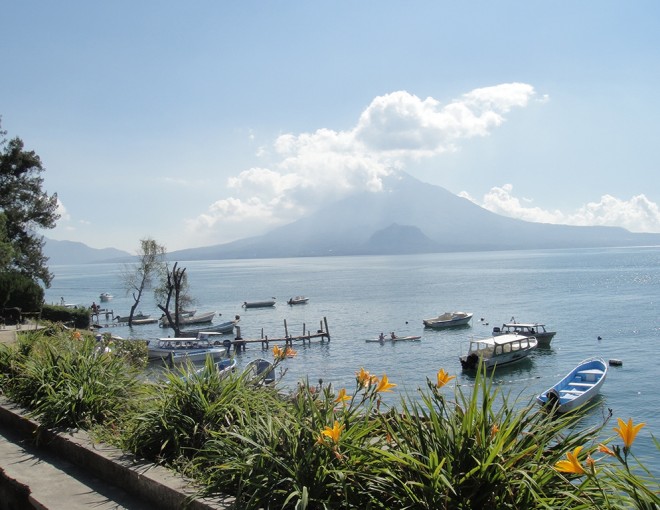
[
  {"left": 155, "top": 261, "right": 193, "bottom": 337},
  {"left": 120, "top": 238, "right": 166, "bottom": 326}
]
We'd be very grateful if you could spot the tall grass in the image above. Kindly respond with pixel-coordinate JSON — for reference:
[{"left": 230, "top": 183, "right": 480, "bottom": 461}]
[{"left": 0, "top": 327, "right": 140, "bottom": 430}]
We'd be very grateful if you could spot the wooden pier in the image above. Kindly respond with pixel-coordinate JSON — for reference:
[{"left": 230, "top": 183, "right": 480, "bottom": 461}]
[{"left": 225, "top": 317, "right": 330, "bottom": 353}]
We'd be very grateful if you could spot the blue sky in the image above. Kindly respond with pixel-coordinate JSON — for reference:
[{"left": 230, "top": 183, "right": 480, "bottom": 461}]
[{"left": 3, "top": 2, "right": 660, "bottom": 253}]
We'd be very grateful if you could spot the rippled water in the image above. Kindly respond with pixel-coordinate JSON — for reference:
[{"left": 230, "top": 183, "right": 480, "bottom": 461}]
[{"left": 44, "top": 247, "right": 660, "bottom": 473}]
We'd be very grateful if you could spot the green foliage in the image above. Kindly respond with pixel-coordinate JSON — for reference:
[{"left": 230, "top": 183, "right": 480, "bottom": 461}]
[
  {"left": 120, "top": 357, "right": 287, "bottom": 464},
  {"left": 0, "top": 334, "right": 657, "bottom": 509},
  {"left": 0, "top": 328, "right": 140, "bottom": 429},
  {"left": 40, "top": 304, "right": 90, "bottom": 328},
  {"left": 0, "top": 120, "right": 59, "bottom": 287},
  {"left": 0, "top": 269, "right": 44, "bottom": 310}
]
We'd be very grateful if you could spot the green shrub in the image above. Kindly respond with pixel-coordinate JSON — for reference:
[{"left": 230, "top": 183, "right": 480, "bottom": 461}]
[
  {"left": 0, "top": 328, "right": 139, "bottom": 429},
  {"left": 0, "top": 270, "right": 44, "bottom": 311},
  {"left": 40, "top": 304, "right": 90, "bottom": 328}
]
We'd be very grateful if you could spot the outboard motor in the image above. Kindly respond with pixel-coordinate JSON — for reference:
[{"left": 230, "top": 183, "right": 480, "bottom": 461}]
[{"left": 546, "top": 388, "right": 561, "bottom": 409}]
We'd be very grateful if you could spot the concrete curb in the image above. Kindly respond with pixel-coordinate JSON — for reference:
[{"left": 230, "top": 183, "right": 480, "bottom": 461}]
[{"left": 0, "top": 397, "right": 234, "bottom": 509}]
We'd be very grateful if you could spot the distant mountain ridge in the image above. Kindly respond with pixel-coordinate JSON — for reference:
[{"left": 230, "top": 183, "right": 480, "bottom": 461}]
[
  {"left": 44, "top": 239, "right": 131, "bottom": 265},
  {"left": 168, "top": 172, "right": 660, "bottom": 261},
  {"left": 44, "top": 173, "right": 660, "bottom": 264}
]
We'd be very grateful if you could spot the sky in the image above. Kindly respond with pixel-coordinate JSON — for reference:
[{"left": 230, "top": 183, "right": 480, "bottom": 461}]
[{"left": 2, "top": 1, "right": 660, "bottom": 254}]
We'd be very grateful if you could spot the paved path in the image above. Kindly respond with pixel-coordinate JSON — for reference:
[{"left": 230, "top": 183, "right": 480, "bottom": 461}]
[{"left": 0, "top": 425, "right": 153, "bottom": 509}]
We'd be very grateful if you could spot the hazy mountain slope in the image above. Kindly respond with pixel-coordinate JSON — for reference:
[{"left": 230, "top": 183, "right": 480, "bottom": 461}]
[
  {"left": 44, "top": 239, "right": 131, "bottom": 265},
  {"left": 169, "top": 172, "right": 660, "bottom": 261}
]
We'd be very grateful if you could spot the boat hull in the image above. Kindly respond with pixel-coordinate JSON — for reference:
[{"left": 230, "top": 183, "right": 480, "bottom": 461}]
[
  {"left": 243, "top": 301, "right": 276, "bottom": 308},
  {"left": 160, "top": 311, "right": 216, "bottom": 328},
  {"left": 537, "top": 358, "right": 607, "bottom": 413},
  {"left": 423, "top": 312, "right": 473, "bottom": 329}
]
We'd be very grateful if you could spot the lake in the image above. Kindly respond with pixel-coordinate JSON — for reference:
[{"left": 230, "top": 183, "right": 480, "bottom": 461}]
[{"left": 44, "top": 246, "right": 660, "bottom": 474}]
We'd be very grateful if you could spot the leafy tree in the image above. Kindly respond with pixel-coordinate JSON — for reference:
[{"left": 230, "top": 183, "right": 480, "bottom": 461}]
[
  {"left": 0, "top": 120, "right": 59, "bottom": 288},
  {"left": 155, "top": 262, "right": 193, "bottom": 337},
  {"left": 120, "top": 238, "right": 166, "bottom": 326}
]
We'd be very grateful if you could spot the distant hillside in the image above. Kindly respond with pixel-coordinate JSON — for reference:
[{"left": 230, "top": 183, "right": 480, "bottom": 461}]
[
  {"left": 44, "top": 239, "right": 131, "bottom": 265},
  {"left": 169, "top": 172, "right": 660, "bottom": 261}
]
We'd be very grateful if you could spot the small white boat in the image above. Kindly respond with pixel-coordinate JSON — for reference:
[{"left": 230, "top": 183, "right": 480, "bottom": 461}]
[
  {"left": 146, "top": 337, "right": 226, "bottom": 362},
  {"left": 243, "top": 299, "right": 276, "bottom": 309},
  {"left": 366, "top": 335, "right": 421, "bottom": 343},
  {"left": 537, "top": 358, "right": 607, "bottom": 413},
  {"left": 114, "top": 313, "right": 155, "bottom": 324},
  {"left": 177, "top": 318, "right": 238, "bottom": 338},
  {"left": 493, "top": 321, "right": 556, "bottom": 346},
  {"left": 459, "top": 333, "right": 538, "bottom": 370},
  {"left": 244, "top": 358, "right": 276, "bottom": 385},
  {"left": 183, "top": 357, "right": 237, "bottom": 381},
  {"left": 167, "top": 347, "right": 227, "bottom": 365},
  {"left": 99, "top": 293, "right": 113, "bottom": 302},
  {"left": 287, "top": 296, "right": 309, "bottom": 305},
  {"left": 159, "top": 311, "right": 216, "bottom": 328},
  {"left": 423, "top": 311, "right": 473, "bottom": 329}
]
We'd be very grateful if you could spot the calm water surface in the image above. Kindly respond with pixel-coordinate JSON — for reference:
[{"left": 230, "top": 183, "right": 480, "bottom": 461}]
[{"left": 44, "top": 247, "right": 660, "bottom": 473}]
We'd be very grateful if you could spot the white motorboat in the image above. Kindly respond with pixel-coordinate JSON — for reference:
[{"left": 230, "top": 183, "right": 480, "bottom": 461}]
[
  {"left": 459, "top": 333, "right": 538, "bottom": 370},
  {"left": 537, "top": 358, "right": 607, "bottom": 413},
  {"left": 99, "top": 292, "right": 113, "bottom": 302},
  {"left": 146, "top": 336, "right": 226, "bottom": 362},
  {"left": 493, "top": 321, "right": 556, "bottom": 346},
  {"left": 287, "top": 296, "right": 309, "bottom": 305},
  {"left": 423, "top": 311, "right": 473, "bottom": 329}
]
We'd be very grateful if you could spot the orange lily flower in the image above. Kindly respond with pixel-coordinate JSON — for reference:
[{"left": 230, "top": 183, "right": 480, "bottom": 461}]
[
  {"left": 598, "top": 443, "right": 616, "bottom": 456},
  {"left": 285, "top": 347, "right": 297, "bottom": 357},
  {"left": 490, "top": 423, "right": 499, "bottom": 439},
  {"left": 614, "top": 418, "right": 645, "bottom": 449},
  {"left": 376, "top": 374, "right": 396, "bottom": 393},
  {"left": 436, "top": 368, "right": 456, "bottom": 388},
  {"left": 555, "top": 446, "right": 586, "bottom": 475},
  {"left": 321, "top": 421, "right": 344, "bottom": 443},
  {"left": 334, "top": 388, "right": 351, "bottom": 404},
  {"left": 356, "top": 367, "right": 372, "bottom": 387}
]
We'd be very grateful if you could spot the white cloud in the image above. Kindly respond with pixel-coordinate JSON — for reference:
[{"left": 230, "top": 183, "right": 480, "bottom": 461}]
[
  {"left": 188, "top": 83, "right": 538, "bottom": 241},
  {"left": 470, "top": 184, "right": 660, "bottom": 233},
  {"left": 56, "top": 199, "right": 70, "bottom": 221}
]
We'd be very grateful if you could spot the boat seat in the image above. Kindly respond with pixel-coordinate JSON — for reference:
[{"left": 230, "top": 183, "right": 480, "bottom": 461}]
[
  {"left": 576, "top": 369, "right": 604, "bottom": 382},
  {"left": 568, "top": 382, "right": 596, "bottom": 388}
]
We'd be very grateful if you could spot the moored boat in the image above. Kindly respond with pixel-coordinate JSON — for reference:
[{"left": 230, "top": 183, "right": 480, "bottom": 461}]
[
  {"left": 459, "top": 333, "right": 538, "bottom": 370},
  {"left": 99, "top": 292, "right": 113, "bottom": 302},
  {"left": 243, "top": 299, "right": 276, "bottom": 308},
  {"left": 167, "top": 347, "right": 227, "bottom": 365},
  {"left": 244, "top": 358, "right": 276, "bottom": 385},
  {"left": 287, "top": 296, "right": 309, "bottom": 305},
  {"left": 114, "top": 312, "right": 155, "bottom": 324},
  {"left": 146, "top": 336, "right": 226, "bottom": 362},
  {"left": 423, "top": 311, "right": 473, "bottom": 329},
  {"left": 493, "top": 321, "right": 556, "bottom": 346},
  {"left": 176, "top": 317, "right": 239, "bottom": 338},
  {"left": 159, "top": 310, "right": 216, "bottom": 328},
  {"left": 537, "top": 358, "right": 607, "bottom": 413}
]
